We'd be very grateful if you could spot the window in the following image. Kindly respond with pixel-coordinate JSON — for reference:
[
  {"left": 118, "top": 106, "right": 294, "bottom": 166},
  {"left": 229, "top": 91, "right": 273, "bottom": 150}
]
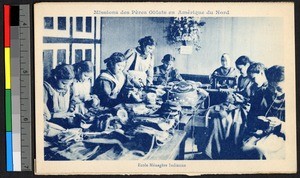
[
  {"left": 75, "top": 49, "right": 82, "bottom": 63},
  {"left": 57, "top": 49, "right": 66, "bottom": 64},
  {"left": 86, "top": 17, "right": 92, "bottom": 32},
  {"left": 58, "top": 17, "right": 66, "bottom": 30},
  {"left": 76, "top": 17, "right": 83, "bottom": 32},
  {"left": 43, "top": 50, "right": 53, "bottom": 79},
  {"left": 44, "top": 17, "right": 53, "bottom": 29},
  {"left": 85, "top": 49, "right": 92, "bottom": 61}
]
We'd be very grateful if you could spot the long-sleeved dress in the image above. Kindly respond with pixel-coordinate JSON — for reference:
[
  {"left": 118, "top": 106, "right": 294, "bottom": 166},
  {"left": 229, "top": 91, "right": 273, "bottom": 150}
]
[
  {"left": 71, "top": 78, "right": 94, "bottom": 114},
  {"left": 153, "top": 65, "right": 183, "bottom": 85},
  {"left": 242, "top": 83, "right": 285, "bottom": 159},
  {"left": 246, "top": 83, "right": 285, "bottom": 134},
  {"left": 93, "top": 70, "right": 126, "bottom": 107},
  {"left": 72, "top": 79, "right": 92, "bottom": 102},
  {"left": 237, "top": 75, "right": 252, "bottom": 98},
  {"left": 43, "top": 77, "right": 72, "bottom": 128},
  {"left": 124, "top": 47, "right": 154, "bottom": 86}
]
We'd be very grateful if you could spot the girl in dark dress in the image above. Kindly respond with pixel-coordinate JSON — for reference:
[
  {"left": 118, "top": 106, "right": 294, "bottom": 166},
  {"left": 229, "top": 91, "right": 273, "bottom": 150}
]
[{"left": 93, "top": 52, "right": 127, "bottom": 107}]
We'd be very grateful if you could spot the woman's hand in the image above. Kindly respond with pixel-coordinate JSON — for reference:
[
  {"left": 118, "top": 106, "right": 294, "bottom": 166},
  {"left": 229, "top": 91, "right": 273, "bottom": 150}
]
[
  {"left": 72, "top": 96, "right": 82, "bottom": 104},
  {"left": 90, "top": 95, "right": 100, "bottom": 107},
  {"left": 131, "top": 78, "right": 143, "bottom": 88},
  {"left": 242, "top": 136, "right": 259, "bottom": 151},
  {"left": 233, "top": 93, "right": 245, "bottom": 103},
  {"left": 254, "top": 130, "right": 264, "bottom": 136},
  {"left": 110, "top": 90, "right": 119, "bottom": 99},
  {"left": 267, "top": 117, "right": 283, "bottom": 128}
]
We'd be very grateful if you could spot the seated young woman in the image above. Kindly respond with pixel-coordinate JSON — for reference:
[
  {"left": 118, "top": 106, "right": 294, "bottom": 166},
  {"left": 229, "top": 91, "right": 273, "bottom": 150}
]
[
  {"left": 153, "top": 54, "right": 183, "bottom": 85},
  {"left": 43, "top": 64, "right": 79, "bottom": 129},
  {"left": 202, "top": 57, "right": 254, "bottom": 160},
  {"left": 242, "top": 64, "right": 285, "bottom": 159},
  {"left": 210, "top": 53, "right": 239, "bottom": 89},
  {"left": 71, "top": 60, "right": 100, "bottom": 114},
  {"left": 235, "top": 56, "right": 253, "bottom": 98},
  {"left": 93, "top": 52, "right": 127, "bottom": 107}
]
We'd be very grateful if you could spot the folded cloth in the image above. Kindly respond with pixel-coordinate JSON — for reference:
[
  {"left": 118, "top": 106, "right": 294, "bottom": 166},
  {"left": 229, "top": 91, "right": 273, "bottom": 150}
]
[
  {"left": 133, "top": 125, "right": 171, "bottom": 145},
  {"left": 46, "top": 123, "right": 158, "bottom": 160},
  {"left": 57, "top": 128, "right": 83, "bottom": 145},
  {"left": 205, "top": 105, "right": 248, "bottom": 159},
  {"left": 255, "top": 133, "right": 285, "bottom": 159},
  {"left": 55, "top": 142, "right": 100, "bottom": 160}
]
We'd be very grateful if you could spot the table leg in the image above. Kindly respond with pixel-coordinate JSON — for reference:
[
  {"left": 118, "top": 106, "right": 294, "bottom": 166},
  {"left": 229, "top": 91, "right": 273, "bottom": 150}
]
[{"left": 177, "top": 133, "right": 187, "bottom": 160}]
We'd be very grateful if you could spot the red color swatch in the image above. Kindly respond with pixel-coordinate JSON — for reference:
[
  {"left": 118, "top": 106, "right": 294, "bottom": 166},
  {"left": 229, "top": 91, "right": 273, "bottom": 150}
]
[{"left": 4, "top": 5, "right": 10, "bottom": 47}]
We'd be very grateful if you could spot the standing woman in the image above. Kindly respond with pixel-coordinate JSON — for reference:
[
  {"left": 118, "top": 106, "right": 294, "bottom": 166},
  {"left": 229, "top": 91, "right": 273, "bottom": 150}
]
[
  {"left": 43, "top": 64, "right": 76, "bottom": 128},
  {"left": 124, "top": 36, "right": 156, "bottom": 87},
  {"left": 93, "top": 52, "right": 127, "bottom": 107}
]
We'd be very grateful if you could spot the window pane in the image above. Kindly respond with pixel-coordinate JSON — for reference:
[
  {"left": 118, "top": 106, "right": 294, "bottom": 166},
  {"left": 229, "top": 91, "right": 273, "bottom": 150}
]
[
  {"left": 57, "top": 49, "right": 66, "bottom": 64},
  {"left": 44, "top": 17, "right": 53, "bottom": 29},
  {"left": 43, "top": 50, "right": 53, "bottom": 80},
  {"left": 76, "top": 17, "right": 83, "bottom": 32},
  {"left": 58, "top": 17, "right": 66, "bottom": 30},
  {"left": 75, "top": 49, "right": 82, "bottom": 63},
  {"left": 86, "top": 17, "right": 92, "bottom": 32},
  {"left": 85, "top": 49, "right": 92, "bottom": 61}
]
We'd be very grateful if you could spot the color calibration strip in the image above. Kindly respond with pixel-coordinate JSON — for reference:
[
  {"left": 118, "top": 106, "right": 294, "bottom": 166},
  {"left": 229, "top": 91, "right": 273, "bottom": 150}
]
[
  {"left": 4, "top": 5, "right": 13, "bottom": 171},
  {"left": 4, "top": 4, "right": 32, "bottom": 171},
  {"left": 11, "top": 5, "right": 21, "bottom": 171}
]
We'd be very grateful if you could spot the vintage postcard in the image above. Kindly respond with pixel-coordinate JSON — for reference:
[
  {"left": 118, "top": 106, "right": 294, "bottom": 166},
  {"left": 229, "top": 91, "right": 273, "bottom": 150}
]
[{"left": 34, "top": 2, "right": 296, "bottom": 175}]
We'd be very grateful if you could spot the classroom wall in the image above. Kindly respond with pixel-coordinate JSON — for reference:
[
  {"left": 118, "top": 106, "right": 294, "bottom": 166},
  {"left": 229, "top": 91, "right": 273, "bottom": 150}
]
[{"left": 100, "top": 17, "right": 283, "bottom": 75}]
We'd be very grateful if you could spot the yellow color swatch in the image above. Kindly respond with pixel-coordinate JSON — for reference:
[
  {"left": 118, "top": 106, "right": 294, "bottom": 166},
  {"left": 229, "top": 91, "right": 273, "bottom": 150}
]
[{"left": 5, "top": 47, "right": 11, "bottom": 89}]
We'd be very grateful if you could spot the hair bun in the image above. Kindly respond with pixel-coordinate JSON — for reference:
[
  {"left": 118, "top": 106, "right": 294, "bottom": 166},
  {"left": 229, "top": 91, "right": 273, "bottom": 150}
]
[
  {"left": 162, "top": 54, "right": 175, "bottom": 62},
  {"left": 138, "top": 36, "right": 156, "bottom": 47},
  {"left": 104, "top": 57, "right": 110, "bottom": 63}
]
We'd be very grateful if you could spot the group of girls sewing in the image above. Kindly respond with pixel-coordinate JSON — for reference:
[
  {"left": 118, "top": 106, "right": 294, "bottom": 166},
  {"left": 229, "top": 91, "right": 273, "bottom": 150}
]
[
  {"left": 204, "top": 55, "right": 285, "bottom": 160},
  {"left": 44, "top": 36, "right": 178, "bottom": 130}
]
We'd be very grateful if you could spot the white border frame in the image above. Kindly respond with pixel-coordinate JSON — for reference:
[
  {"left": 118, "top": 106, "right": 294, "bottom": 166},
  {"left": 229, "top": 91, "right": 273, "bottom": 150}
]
[{"left": 34, "top": 2, "right": 296, "bottom": 175}]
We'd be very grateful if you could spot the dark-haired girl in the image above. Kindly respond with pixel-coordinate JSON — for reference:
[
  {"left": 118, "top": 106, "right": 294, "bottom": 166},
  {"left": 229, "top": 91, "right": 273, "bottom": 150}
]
[
  {"left": 153, "top": 54, "right": 183, "bottom": 85},
  {"left": 72, "top": 60, "right": 100, "bottom": 114},
  {"left": 242, "top": 65, "right": 285, "bottom": 159},
  {"left": 235, "top": 55, "right": 253, "bottom": 97},
  {"left": 124, "top": 36, "right": 156, "bottom": 87},
  {"left": 93, "top": 52, "right": 127, "bottom": 107},
  {"left": 43, "top": 64, "right": 76, "bottom": 128}
]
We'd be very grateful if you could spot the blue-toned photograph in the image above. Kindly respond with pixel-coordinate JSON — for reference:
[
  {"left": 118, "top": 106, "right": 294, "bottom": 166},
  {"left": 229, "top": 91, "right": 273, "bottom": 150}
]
[{"left": 42, "top": 16, "right": 285, "bottom": 161}]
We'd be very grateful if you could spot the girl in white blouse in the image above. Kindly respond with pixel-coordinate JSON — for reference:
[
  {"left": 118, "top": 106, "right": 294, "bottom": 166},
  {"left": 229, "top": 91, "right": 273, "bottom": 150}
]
[{"left": 124, "top": 36, "right": 156, "bottom": 87}]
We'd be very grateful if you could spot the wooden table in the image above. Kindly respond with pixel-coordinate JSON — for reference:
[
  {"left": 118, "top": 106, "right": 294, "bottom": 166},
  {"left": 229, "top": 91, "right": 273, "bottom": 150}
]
[{"left": 146, "top": 130, "right": 186, "bottom": 160}]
